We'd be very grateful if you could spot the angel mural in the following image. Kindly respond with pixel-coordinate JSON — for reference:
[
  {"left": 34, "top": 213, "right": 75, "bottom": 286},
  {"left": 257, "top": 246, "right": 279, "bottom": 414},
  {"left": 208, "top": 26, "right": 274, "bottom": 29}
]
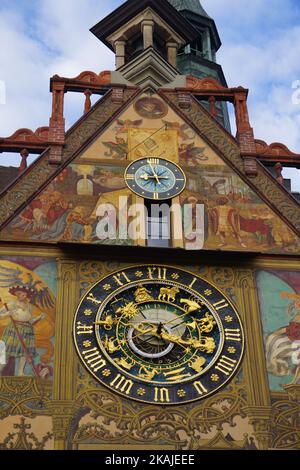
[
  {"left": 266, "top": 292, "right": 300, "bottom": 385},
  {"left": 0, "top": 261, "right": 55, "bottom": 378},
  {"left": 102, "top": 137, "right": 128, "bottom": 159},
  {"left": 113, "top": 119, "right": 143, "bottom": 135}
]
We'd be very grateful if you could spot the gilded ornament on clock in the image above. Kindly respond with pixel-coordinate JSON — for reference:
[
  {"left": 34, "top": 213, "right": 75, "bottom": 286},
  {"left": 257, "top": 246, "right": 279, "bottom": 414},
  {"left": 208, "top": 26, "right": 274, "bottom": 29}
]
[{"left": 73, "top": 265, "right": 244, "bottom": 405}]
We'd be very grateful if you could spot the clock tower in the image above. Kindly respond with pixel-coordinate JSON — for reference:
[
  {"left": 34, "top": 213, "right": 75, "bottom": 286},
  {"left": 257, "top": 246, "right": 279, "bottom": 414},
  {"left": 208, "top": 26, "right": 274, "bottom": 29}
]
[
  {"left": 168, "top": 0, "right": 231, "bottom": 131},
  {"left": 0, "top": 0, "right": 299, "bottom": 452}
]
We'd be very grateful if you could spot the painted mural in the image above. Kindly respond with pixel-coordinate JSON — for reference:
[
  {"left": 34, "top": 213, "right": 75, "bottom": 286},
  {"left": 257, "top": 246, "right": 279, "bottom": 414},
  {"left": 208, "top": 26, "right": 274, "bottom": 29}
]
[
  {"left": 2, "top": 165, "right": 134, "bottom": 245},
  {"left": 1, "top": 93, "right": 299, "bottom": 254},
  {"left": 0, "top": 257, "right": 56, "bottom": 378},
  {"left": 257, "top": 270, "right": 300, "bottom": 391}
]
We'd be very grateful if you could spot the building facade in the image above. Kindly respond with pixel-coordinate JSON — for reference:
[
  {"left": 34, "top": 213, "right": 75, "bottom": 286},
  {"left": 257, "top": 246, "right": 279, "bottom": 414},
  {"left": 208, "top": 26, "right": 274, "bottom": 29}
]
[{"left": 0, "top": 0, "right": 299, "bottom": 451}]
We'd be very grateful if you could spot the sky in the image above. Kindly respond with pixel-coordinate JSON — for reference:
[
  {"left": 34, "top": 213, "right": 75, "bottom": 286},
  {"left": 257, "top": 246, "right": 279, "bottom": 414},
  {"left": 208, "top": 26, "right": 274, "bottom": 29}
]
[{"left": 0, "top": 0, "right": 300, "bottom": 190}]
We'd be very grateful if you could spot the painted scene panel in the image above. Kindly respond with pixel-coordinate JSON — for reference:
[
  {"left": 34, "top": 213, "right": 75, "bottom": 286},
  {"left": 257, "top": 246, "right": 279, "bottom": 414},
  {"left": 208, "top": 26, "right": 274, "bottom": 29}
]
[
  {"left": 1, "top": 164, "right": 134, "bottom": 246},
  {"left": 0, "top": 93, "right": 299, "bottom": 254},
  {"left": 0, "top": 257, "right": 56, "bottom": 378},
  {"left": 257, "top": 270, "right": 300, "bottom": 391}
]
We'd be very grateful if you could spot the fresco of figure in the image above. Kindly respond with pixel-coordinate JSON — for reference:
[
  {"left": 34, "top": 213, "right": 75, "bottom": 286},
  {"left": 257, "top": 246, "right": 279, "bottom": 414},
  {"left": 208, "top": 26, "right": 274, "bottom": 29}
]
[
  {"left": 0, "top": 263, "right": 55, "bottom": 378},
  {"left": 266, "top": 292, "right": 300, "bottom": 385},
  {"left": 0, "top": 288, "right": 45, "bottom": 376},
  {"left": 209, "top": 197, "right": 247, "bottom": 248}
]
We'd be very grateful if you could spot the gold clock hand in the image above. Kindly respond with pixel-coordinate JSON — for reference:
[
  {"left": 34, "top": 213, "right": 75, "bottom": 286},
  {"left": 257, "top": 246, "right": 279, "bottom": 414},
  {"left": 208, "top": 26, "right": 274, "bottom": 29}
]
[
  {"left": 140, "top": 174, "right": 169, "bottom": 181},
  {"left": 148, "top": 160, "right": 161, "bottom": 185}
]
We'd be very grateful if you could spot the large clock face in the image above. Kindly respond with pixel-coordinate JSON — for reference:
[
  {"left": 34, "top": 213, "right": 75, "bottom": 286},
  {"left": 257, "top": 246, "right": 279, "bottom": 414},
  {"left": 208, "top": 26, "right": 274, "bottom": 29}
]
[
  {"left": 125, "top": 157, "right": 186, "bottom": 200},
  {"left": 73, "top": 265, "right": 244, "bottom": 405}
]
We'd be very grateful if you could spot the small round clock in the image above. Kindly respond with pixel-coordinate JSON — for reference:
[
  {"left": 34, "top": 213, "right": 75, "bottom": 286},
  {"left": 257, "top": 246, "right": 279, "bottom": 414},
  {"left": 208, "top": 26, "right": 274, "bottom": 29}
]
[
  {"left": 73, "top": 265, "right": 244, "bottom": 405},
  {"left": 125, "top": 157, "right": 186, "bottom": 200}
]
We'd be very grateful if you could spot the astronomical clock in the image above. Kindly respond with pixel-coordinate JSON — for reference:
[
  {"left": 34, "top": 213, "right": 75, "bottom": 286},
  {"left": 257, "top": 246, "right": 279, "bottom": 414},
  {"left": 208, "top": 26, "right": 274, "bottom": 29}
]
[{"left": 74, "top": 265, "right": 244, "bottom": 405}]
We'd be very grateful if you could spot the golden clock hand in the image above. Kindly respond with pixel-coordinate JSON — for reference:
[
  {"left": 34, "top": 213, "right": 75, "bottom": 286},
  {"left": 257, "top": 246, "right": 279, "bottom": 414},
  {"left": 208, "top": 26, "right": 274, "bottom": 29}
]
[
  {"left": 140, "top": 174, "right": 169, "bottom": 181},
  {"left": 162, "top": 310, "right": 188, "bottom": 327},
  {"left": 128, "top": 322, "right": 156, "bottom": 337},
  {"left": 148, "top": 160, "right": 161, "bottom": 185}
]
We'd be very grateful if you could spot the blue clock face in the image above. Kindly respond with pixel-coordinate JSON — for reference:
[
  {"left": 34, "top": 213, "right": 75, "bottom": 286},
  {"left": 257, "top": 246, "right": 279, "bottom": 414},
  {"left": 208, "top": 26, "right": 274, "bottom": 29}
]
[{"left": 125, "top": 158, "right": 186, "bottom": 200}]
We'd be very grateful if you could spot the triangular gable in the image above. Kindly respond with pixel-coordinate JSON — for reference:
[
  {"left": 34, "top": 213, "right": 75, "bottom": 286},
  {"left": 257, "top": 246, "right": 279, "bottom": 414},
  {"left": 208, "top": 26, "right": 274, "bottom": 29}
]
[{"left": 1, "top": 90, "right": 300, "bottom": 254}]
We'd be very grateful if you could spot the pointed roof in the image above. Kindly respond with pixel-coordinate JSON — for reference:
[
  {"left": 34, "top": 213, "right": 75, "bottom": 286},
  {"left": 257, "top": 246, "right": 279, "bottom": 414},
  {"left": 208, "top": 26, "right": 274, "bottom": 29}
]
[
  {"left": 168, "top": 0, "right": 221, "bottom": 52},
  {"left": 90, "top": 0, "right": 199, "bottom": 52},
  {"left": 168, "top": 0, "right": 210, "bottom": 18}
]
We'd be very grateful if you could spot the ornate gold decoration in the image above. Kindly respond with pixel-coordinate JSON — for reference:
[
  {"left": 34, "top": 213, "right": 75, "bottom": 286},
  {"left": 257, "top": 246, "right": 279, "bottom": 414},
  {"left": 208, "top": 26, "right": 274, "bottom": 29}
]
[
  {"left": 116, "top": 302, "right": 140, "bottom": 319},
  {"left": 212, "top": 268, "right": 235, "bottom": 287},
  {"left": 48, "top": 401, "right": 81, "bottom": 449},
  {"left": 1, "top": 254, "right": 296, "bottom": 450},
  {"left": 95, "top": 315, "right": 114, "bottom": 330},
  {"left": 73, "top": 373, "right": 248, "bottom": 449},
  {"left": 189, "top": 430, "right": 256, "bottom": 450},
  {"left": 270, "top": 385, "right": 300, "bottom": 449},
  {"left": 204, "top": 289, "right": 212, "bottom": 297},
  {"left": 0, "top": 417, "right": 53, "bottom": 450},
  {"left": 180, "top": 297, "right": 202, "bottom": 314},
  {"left": 102, "top": 369, "right": 111, "bottom": 378},
  {"left": 158, "top": 286, "right": 179, "bottom": 303},
  {"left": 134, "top": 286, "right": 154, "bottom": 303},
  {"left": 0, "top": 377, "right": 52, "bottom": 419},
  {"left": 73, "top": 421, "right": 187, "bottom": 450},
  {"left": 0, "top": 253, "right": 286, "bottom": 449},
  {"left": 243, "top": 406, "right": 272, "bottom": 450},
  {"left": 211, "top": 374, "right": 220, "bottom": 382}
]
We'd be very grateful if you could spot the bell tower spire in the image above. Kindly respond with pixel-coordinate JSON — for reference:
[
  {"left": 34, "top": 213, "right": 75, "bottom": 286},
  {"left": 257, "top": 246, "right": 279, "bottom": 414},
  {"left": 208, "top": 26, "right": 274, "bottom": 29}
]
[{"left": 168, "top": 0, "right": 231, "bottom": 132}]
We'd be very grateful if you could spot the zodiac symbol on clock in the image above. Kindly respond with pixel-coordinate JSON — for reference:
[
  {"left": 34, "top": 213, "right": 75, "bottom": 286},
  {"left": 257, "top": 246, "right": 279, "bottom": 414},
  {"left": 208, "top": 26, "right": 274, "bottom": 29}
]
[
  {"left": 180, "top": 297, "right": 203, "bottom": 314},
  {"left": 95, "top": 315, "right": 115, "bottom": 330},
  {"left": 158, "top": 286, "right": 179, "bottom": 303},
  {"left": 103, "top": 336, "right": 121, "bottom": 354}
]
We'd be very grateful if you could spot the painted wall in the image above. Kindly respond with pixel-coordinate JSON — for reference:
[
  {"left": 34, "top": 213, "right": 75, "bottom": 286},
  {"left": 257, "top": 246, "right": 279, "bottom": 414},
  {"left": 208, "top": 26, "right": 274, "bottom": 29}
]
[{"left": 1, "top": 94, "right": 299, "bottom": 254}]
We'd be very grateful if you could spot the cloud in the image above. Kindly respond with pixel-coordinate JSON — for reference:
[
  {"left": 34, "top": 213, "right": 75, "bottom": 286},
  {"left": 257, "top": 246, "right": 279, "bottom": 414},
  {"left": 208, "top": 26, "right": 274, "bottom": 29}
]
[
  {"left": 1, "top": 0, "right": 300, "bottom": 190},
  {"left": 0, "top": 0, "right": 116, "bottom": 165},
  {"left": 202, "top": 0, "right": 300, "bottom": 190}
]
